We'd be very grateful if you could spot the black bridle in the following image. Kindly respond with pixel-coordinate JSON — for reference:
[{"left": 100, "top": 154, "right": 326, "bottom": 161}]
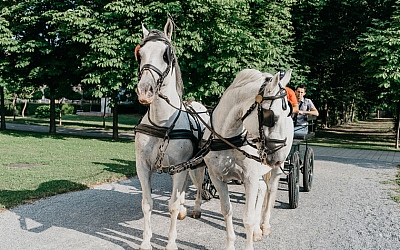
[
  {"left": 136, "top": 32, "right": 176, "bottom": 92},
  {"left": 241, "top": 77, "right": 289, "bottom": 163}
]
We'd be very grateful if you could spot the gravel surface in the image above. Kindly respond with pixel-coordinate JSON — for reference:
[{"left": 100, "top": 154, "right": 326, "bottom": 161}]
[{"left": 0, "top": 147, "right": 399, "bottom": 250}]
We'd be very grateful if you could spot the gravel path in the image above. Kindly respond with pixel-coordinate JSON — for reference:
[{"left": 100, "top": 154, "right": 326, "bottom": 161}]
[{"left": 0, "top": 146, "right": 399, "bottom": 250}]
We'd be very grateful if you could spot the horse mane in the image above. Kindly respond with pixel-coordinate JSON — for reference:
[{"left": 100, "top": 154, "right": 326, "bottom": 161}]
[
  {"left": 226, "top": 69, "right": 274, "bottom": 92},
  {"left": 146, "top": 29, "right": 184, "bottom": 99},
  {"left": 229, "top": 69, "right": 262, "bottom": 89}
]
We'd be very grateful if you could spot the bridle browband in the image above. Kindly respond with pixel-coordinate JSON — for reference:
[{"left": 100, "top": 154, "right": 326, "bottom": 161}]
[{"left": 241, "top": 77, "right": 289, "bottom": 163}]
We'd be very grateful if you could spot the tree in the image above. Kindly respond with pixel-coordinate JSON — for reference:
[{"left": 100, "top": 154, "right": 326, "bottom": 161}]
[
  {"left": 4, "top": 0, "right": 87, "bottom": 134},
  {"left": 292, "top": 0, "right": 395, "bottom": 127},
  {"left": 0, "top": 10, "right": 19, "bottom": 130},
  {"left": 359, "top": 0, "right": 400, "bottom": 148},
  {"left": 69, "top": 0, "right": 140, "bottom": 139}
]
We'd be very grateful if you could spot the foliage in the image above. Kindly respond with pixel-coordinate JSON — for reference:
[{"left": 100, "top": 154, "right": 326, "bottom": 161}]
[
  {"left": 359, "top": 0, "right": 400, "bottom": 102},
  {"left": 1, "top": 0, "right": 399, "bottom": 135},
  {"left": 61, "top": 104, "right": 75, "bottom": 115},
  {"left": 35, "top": 105, "right": 60, "bottom": 118}
]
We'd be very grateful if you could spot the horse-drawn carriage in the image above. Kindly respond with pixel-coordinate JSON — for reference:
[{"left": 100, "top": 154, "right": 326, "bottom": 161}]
[
  {"left": 134, "top": 18, "right": 317, "bottom": 250},
  {"left": 284, "top": 115, "right": 316, "bottom": 209},
  {"left": 201, "top": 115, "right": 316, "bottom": 210}
]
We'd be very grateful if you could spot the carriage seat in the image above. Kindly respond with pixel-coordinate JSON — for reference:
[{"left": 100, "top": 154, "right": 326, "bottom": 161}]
[
  {"left": 293, "top": 131, "right": 315, "bottom": 141},
  {"left": 293, "top": 115, "right": 316, "bottom": 141}
]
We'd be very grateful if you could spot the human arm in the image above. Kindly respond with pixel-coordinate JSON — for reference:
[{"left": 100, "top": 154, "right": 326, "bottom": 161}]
[
  {"left": 298, "top": 107, "right": 318, "bottom": 116},
  {"left": 292, "top": 104, "right": 299, "bottom": 114}
]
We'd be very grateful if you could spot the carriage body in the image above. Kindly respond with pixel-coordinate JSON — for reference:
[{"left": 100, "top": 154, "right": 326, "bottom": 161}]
[{"left": 284, "top": 115, "right": 316, "bottom": 208}]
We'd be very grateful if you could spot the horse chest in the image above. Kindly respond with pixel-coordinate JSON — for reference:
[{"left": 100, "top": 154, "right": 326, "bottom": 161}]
[{"left": 136, "top": 134, "right": 194, "bottom": 165}]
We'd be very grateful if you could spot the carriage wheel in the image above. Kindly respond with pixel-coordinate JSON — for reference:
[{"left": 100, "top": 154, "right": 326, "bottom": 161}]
[
  {"left": 303, "top": 147, "right": 314, "bottom": 192},
  {"left": 288, "top": 151, "right": 300, "bottom": 209}
]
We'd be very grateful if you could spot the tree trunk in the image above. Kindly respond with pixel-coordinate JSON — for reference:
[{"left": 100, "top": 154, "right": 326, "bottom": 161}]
[
  {"left": 12, "top": 93, "right": 17, "bottom": 121},
  {"left": 396, "top": 101, "right": 400, "bottom": 149},
  {"left": 0, "top": 86, "right": 6, "bottom": 130},
  {"left": 58, "top": 98, "right": 64, "bottom": 126},
  {"left": 49, "top": 86, "right": 56, "bottom": 134},
  {"left": 342, "top": 102, "right": 347, "bottom": 124},
  {"left": 112, "top": 99, "right": 119, "bottom": 140},
  {"left": 22, "top": 100, "right": 28, "bottom": 118},
  {"left": 350, "top": 98, "right": 355, "bottom": 122},
  {"left": 321, "top": 102, "right": 328, "bottom": 128}
]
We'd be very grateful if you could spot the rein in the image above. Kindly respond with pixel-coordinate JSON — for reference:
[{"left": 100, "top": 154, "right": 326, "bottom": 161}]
[{"left": 157, "top": 94, "right": 264, "bottom": 166}]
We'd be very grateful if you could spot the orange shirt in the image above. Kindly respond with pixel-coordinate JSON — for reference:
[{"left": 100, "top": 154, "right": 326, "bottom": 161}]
[{"left": 285, "top": 87, "right": 298, "bottom": 106}]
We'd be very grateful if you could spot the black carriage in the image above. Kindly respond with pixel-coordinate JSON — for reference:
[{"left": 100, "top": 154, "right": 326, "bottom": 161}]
[{"left": 284, "top": 115, "right": 316, "bottom": 209}]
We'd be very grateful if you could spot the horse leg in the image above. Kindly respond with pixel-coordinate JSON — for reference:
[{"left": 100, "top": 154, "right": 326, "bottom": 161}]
[
  {"left": 253, "top": 178, "right": 267, "bottom": 242},
  {"left": 137, "top": 167, "right": 153, "bottom": 250},
  {"left": 242, "top": 174, "right": 265, "bottom": 250},
  {"left": 260, "top": 167, "right": 282, "bottom": 236},
  {"left": 208, "top": 172, "right": 236, "bottom": 250},
  {"left": 165, "top": 171, "right": 188, "bottom": 250},
  {"left": 189, "top": 165, "right": 205, "bottom": 219}
]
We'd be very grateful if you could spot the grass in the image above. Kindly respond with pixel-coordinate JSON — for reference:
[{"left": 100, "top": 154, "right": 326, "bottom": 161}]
[
  {"left": 0, "top": 130, "right": 136, "bottom": 210},
  {"left": 5, "top": 114, "right": 142, "bottom": 133},
  {"left": 309, "top": 118, "right": 398, "bottom": 151}
]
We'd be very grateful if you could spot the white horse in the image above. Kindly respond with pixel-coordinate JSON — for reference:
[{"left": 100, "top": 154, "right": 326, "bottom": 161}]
[
  {"left": 203, "top": 69, "right": 294, "bottom": 250},
  {"left": 134, "top": 19, "right": 208, "bottom": 250}
]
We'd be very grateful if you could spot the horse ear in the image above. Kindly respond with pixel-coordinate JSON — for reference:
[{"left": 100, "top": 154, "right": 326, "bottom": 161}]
[
  {"left": 142, "top": 23, "right": 149, "bottom": 38},
  {"left": 164, "top": 18, "right": 174, "bottom": 40},
  {"left": 279, "top": 69, "right": 292, "bottom": 87}
]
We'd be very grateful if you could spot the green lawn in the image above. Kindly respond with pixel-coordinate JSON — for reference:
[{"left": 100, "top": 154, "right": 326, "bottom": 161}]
[
  {"left": 0, "top": 130, "right": 136, "bottom": 210},
  {"left": 5, "top": 114, "right": 142, "bottom": 133},
  {"left": 309, "top": 119, "right": 398, "bottom": 151}
]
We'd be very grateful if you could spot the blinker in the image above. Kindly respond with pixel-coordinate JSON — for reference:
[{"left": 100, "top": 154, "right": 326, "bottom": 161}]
[{"left": 262, "top": 109, "right": 275, "bottom": 127}]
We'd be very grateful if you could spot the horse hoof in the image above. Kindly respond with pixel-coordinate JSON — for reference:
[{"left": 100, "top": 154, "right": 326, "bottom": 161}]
[
  {"left": 192, "top": 211, "right": 201, "bottom": 219},
  {"left": 253, "top": 229, "right": 263, "bottom": 241},
  {"left": 261, "top": 225, "right": 271, "bottom": 236},
  {"left": 177, "top": 210, "right": 187, "bottom": 220},
  {"left": 165, "top": 243, "right": 178, "bottom": 250},
  {"left": 139, "top": 243, "right": 152, "bottom": 250}
]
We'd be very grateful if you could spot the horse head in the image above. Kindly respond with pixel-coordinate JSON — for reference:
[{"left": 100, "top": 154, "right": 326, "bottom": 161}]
[
  {"left": 247, "top": 70, "right": 294, "bottom": 168},
  {"left": 135, "top": 18, "right": 179, "bottom": 105}
]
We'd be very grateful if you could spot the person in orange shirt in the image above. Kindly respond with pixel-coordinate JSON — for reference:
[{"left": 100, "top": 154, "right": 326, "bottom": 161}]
[{"left": 279, "top": 71, "right": 299, "bottom": 114}]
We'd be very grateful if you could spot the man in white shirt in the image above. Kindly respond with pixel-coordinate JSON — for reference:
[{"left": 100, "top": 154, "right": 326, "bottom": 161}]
[{"left": 294, "top": 85, "right": 319, "bottom": 134}]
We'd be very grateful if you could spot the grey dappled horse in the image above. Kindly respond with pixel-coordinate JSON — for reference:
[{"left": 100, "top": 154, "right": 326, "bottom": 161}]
[
  {"left": 134, "top": 19, "right": 208, "bottom": 250},
  {"left": 203, "top": 69, "right": 294, "bottom": 250}
]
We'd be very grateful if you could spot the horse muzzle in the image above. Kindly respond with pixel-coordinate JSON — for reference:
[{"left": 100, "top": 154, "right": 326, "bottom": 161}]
[{"left": 137, "top": 87, "right": 154, "bottom": 105}]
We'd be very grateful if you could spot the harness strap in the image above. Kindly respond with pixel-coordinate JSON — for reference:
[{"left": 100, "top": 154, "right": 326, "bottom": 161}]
[
  {"left": 135, "top": 124, "right": 198, "bottom": 143},
  {"left": 135, "top": 123, "right": 168, "bottom": 138},
  {"left": 210, "top": 134, "right": 246, "bottom": 151}
]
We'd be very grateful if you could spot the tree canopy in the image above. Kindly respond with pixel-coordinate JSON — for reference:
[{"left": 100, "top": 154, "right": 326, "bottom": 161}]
[{"left": 1, "top": 0, "right": 399, "bottom": 144}]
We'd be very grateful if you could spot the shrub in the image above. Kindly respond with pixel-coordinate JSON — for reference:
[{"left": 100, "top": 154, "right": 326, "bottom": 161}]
[
  {"left": 61, "top": 104, "right": 75, "bottom": 115},
  {"left": 5, "top": 103, "right": 20, "bottom": 116},
  {"left": 35, "top": 106, "right": 60, "bottom": 118}
]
